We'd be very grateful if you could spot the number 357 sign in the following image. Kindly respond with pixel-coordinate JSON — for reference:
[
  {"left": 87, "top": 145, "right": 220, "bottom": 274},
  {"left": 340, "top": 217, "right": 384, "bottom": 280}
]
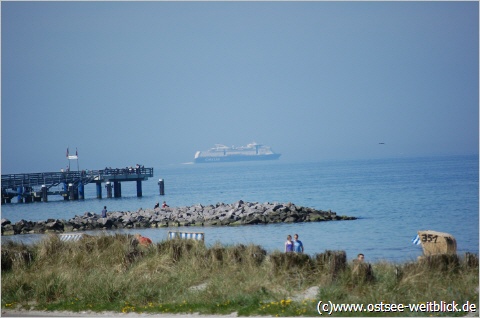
[
  {"left": 417, "top": 230, "right": 457, "bottom": 256},
  {"left": 421, "top": 233, "right": 438, "bottom": 243}
]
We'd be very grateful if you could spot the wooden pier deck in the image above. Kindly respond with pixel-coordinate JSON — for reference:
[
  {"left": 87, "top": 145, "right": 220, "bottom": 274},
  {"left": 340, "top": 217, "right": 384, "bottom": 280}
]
[{"left": 1, "top": 167, "right": 154, "bottom": 203}]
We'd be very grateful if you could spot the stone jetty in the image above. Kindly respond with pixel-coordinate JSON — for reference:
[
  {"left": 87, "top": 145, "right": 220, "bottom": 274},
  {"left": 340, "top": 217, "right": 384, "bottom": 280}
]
[{"left": 1, "top": 200, "right": 356, "bottom": 236}]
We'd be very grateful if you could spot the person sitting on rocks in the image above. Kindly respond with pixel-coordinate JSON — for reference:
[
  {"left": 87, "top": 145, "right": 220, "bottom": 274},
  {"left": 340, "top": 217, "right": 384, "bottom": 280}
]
[
  {"left": 162, "top": 201, "right": 169, "bottom": 208},
  {"left": 154, "top": 202, "right": 160, "bottom": 209}
]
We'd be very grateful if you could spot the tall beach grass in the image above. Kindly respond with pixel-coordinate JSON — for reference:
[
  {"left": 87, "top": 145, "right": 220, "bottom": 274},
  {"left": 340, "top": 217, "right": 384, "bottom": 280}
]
[{"left": 1, "top": 233, "right": 478, "bottom": 316}]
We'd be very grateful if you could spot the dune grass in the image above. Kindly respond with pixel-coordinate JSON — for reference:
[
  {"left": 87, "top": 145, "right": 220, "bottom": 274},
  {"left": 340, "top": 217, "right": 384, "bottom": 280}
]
[{"left": 1, "top": 233, "right": 478, "bottom": 316}]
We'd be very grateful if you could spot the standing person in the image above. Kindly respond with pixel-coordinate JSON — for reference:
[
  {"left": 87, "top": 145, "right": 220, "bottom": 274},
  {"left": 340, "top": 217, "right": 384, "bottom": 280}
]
[
  {"left": 285, "top": 235, "right": 294, "bottom": 253},
  {"left": 101, "top": 206, "right": 107, "bottom": 218},
  {"left": 293, "top": 234, "right": 304, "bottom": 253}
]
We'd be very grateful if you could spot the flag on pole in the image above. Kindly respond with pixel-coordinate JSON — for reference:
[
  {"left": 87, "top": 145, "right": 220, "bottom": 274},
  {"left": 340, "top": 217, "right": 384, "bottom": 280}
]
[
  {"left": 411, "top": 234, "right": 421, "bottom": 245},
  {"left": 66, "top": 147, "right": 78, "bottom": 160}
]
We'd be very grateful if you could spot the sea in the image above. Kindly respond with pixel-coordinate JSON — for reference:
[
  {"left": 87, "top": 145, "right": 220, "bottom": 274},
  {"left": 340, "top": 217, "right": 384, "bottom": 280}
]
[{"left": 1, "top": 154, "right": 478, "bottom": 263}]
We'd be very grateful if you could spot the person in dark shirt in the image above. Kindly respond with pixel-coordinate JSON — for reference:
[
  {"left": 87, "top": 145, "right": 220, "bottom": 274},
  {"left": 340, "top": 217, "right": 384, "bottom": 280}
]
[{"left": 101, "top": 206, "right": 107, "bottom": 218}]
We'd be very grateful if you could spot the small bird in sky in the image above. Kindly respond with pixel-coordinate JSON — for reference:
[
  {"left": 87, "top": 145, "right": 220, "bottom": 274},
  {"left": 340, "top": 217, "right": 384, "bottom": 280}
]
[{"left": 379, "top": 142, "right": 385, "bottom": 144}]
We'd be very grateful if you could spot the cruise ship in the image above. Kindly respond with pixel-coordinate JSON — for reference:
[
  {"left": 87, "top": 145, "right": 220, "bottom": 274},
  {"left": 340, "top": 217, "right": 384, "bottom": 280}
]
[{"left": 194, "top": 142, "right": 281, "bottom": 163}]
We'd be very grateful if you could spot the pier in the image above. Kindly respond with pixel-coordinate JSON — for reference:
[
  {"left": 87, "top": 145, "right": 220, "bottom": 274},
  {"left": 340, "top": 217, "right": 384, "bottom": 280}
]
[{"left": 1, "top": 167, "right": 153, "bottom": 204}]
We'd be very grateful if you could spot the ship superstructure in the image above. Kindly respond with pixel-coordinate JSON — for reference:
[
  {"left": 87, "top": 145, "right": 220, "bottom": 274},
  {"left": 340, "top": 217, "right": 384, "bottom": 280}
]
[{"left": 194, "top": 142, "right": 281, "bottom": 163}]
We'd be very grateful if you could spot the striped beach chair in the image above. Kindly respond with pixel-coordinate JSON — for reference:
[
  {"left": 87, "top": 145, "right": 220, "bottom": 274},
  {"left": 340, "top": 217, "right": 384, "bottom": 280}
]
[
  {"left": 168, "top": 231, "right": 205, "bottom": 241},
  {"left": 58, "top": 233, "right": 85, "bottom": 242}
]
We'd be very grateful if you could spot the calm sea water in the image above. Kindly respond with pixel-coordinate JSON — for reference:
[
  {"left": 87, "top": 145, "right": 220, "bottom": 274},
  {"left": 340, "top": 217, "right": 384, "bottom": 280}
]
[{"left": 1, "top": 155, "right": 478, "bottom": 263}]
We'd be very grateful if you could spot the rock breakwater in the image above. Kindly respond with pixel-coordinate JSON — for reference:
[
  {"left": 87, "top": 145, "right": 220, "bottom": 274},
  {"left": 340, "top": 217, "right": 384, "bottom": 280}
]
[{"left": 1, "top": 200, "right": 356, "bottom": 236}]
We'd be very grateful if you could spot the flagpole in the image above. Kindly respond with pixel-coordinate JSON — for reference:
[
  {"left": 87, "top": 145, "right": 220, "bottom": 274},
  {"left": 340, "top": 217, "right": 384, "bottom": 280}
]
[
  {"left": 76, "top": 148, "right": 80, "bottom": 172},
  {"left": 67, "top": 146, "right": 70, "bottom": 172}
]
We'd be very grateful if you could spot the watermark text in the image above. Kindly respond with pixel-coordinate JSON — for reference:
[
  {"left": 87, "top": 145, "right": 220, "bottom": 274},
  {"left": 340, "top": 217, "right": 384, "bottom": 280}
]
[{"left": 317, "top": 300, "right": 477, "bottom": 315}]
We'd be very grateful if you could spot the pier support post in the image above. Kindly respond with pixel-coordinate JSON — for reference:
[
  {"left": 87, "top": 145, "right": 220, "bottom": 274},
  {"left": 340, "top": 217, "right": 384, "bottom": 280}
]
[
  {"left": 136, "top": 180, "right": 142, "bottom": 197},
  {"left": 24, "top": 187, "right": 33, "bottom": 203},
  {"left": 114, "top": 181, "right": 122, "bottom": 198},
  {"left": 96, "top": 182, "right": 102, "bottom": 199},
  {"left": 17, "top": 186, "right": 24, "bottom": 203},
  {"left": 63, "top": 182, "right": 69, "bottom": 200},
  {"left": 158, "top": 179, "right": 165, "bottom": 195},
  {"left": 106, "top": 182, "right": 112, "bottom": 198},
  {"left": 69, "top": 183, "right": 75, "bottom": 200},
  {"left": 78, "top": 183, "right": 84, "bottom": 200},
  {"left": 1, "top": 191, "right": 6, "bottom": 205},
  {"left": 42, "top": 185, "right": 48, "bottom": 202}
]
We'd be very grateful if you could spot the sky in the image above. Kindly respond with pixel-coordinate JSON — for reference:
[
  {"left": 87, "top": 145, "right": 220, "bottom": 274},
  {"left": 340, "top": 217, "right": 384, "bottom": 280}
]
[{"left": 1, "top": 1, "right": 478, "bottom": 173}]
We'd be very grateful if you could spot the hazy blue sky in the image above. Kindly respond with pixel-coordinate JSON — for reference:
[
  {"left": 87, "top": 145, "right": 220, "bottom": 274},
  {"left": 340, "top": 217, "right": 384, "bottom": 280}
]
[{"left": 2, "top": 1, "right": 478, "bottom": 173}]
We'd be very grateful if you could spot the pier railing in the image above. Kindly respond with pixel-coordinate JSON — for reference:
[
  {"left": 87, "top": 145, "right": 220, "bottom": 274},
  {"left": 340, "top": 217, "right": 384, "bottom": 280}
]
[{"left": 1, "top": 167, "right": 154, "bottom": 190}]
